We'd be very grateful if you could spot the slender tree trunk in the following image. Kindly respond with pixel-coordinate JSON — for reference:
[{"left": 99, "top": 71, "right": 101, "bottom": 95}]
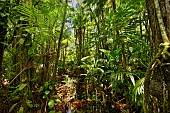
[
  {"left": 0, "top": 26, "right": 6, "bottom": 76},
  {"left": 0, "top": 0, "right": 8, "bottom": 76},
  {"left": 52, "top": 0, "right": 68, "bottom": 98}
]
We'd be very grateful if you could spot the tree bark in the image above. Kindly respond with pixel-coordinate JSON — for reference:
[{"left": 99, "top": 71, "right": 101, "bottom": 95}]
[
  {"left": 0, "top": 26, "right": 6, "bottom": 76},
  {"left": 0, "top": 1, "right": 8, "bottom": 76},
  {"left": 144, "top": 0, "right": 170, "bottom": 112}
]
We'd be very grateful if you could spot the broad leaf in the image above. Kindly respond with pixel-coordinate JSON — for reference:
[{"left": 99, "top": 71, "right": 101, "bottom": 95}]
[{"left": 48, "top": 100, "right": 54, "bottom": 109}]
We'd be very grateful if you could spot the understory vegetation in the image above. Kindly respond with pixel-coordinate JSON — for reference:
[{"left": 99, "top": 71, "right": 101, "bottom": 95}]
[{"left": 0, "top": 0, "right": 164, "bottom": 112}]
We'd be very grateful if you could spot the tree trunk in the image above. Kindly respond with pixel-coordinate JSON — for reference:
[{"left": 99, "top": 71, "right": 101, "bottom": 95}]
[
  {"left": 144, "top": 0, "right": 170, "bottom": 112},
  {"left": 0, "top": 25, "right": 6, "bottom": 76},
  {"left": 0, "top": 1, "right": 8, "bottom": 76}
]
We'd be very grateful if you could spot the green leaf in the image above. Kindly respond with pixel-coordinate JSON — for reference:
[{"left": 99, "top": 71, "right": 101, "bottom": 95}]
[
  {"left": 55, "top": 98, "right": 62, "bottom": 105},
  {"left": 48, "top": 100, "right": 54, "bottom": 109},
  {"left": 26, "top": 100, "right": 33, "bottom": 108},
  {"left": 53, "top": 95, "right": 58, "bottom": 98},
  {"left": 99, "top": 49, "right": 113, "bottom": 61},
  {"left": 27, "top": 90, "right": 33, "bottom": 99},
  {"left": 18, "top": 84, "right": 27, "bottom": 90},
  {"left": 18, "top": 38, "right": 25, "bottom": 44},
  {"left": 0, "top": 42, "right": 9, "bottom": 46},
  {"left": 96, "top": 68, "right": 104, "bottom": 73},
  {"left": 20, "top": 16, "right": 25, "bottom": 20},
  {"left": 49, "top": 110, "right": 56, "bottom": 113},
  {"left": 44, "top": 82, "right": 49, "bottom": 89},
  {"left": 9, "top": 103, "right": 18, "bottom": 112},
  {"left": 129, "top": 74, "right": 135, "bottom": 86},
  {"left": 43, "top": 0, "right": 50, "bottom": 2},
  {"left": 28, "top": 47, "right": 35, "bottom": 57},
  {"left": 43, "top": 95, "right": 47, "bottom": 99},
  {"left": 49, "top": 85, "right": 52, "bottom": 90},
  {"left": 45, "top": 90, "right": 50, "bottom": 95},
  {"left": 38, "top": 86, "right": 44, "bottom": 92},
  {"left": 61, "top": 39, "right": 68, "bottom": 45},
  {"left": 11, "top": 96, "right": 19, "bottom": 101},
  {"left": 110, "top": 48, "right": 121, "bottom": 58},
  {"left": 81, "top": 56, "right": 91, "bottom": 61},
  {"left": 17, "top": 106, "right": 24, "bottom": 113},
  {"left": 99, "top": 49, "right": 107, "bottom": 53},
  {"left": 25, "top": 40, "right": 32, "bottom": 45},
  {"left": 132, "top": 77, "right": 144, "bottom": 102}
]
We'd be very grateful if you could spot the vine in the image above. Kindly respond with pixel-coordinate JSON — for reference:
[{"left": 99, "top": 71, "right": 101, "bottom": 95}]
[{"left": 144, "top": 0, "right": 170, "bottom": 112}]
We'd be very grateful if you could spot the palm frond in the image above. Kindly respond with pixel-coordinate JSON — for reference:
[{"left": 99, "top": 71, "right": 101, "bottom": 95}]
[{"left": 132, "top": 77, "right": 144, "bottom": 102}]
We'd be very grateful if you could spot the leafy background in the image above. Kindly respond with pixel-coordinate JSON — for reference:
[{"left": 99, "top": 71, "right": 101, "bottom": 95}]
[{"left": 0, "top": 0, "right": 150, "bottom": 112}]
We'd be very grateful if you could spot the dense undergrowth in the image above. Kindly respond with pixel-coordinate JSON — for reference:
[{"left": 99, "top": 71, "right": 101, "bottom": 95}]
[{"left": 0, "top": 0, "right": 150, "bottom": 112}]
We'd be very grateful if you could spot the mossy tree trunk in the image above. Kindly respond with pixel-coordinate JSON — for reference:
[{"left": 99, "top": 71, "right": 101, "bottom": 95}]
[{"left": 144, "top": 0, "right": 170, "bottom": 112}]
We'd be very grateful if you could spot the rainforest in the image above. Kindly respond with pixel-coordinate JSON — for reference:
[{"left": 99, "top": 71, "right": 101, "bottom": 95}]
[{"left": 1, "top": 0, "right": 170, "bottom": 113}]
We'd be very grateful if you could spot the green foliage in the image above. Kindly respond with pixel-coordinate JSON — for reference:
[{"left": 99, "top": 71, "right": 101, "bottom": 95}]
[
  {"left": 49, "top": 110, "right": 56, "bottom": 113},
  {"left": 48, "top": 100, "right": 55, "bottom": 109},
  {"left": 9, "top": 103, "right": 18, "bottom": 112},
  {"left": 132, "top": 77, "right": 144, "bottom": 102},
  {"left": 99, "top": 48, "right": 121, "bottom": 62},
  {"left": 0, "top": 0, "right": 150, "bottom": 112},
  {"left": 37, "top": 81, "right": 53, "bottom": 99},
  {"left": 12, "top": 84, "right": 27, "bottom": 95},
  {"left": 17, "top": 106, "right": 24, "bottom": 113}
]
